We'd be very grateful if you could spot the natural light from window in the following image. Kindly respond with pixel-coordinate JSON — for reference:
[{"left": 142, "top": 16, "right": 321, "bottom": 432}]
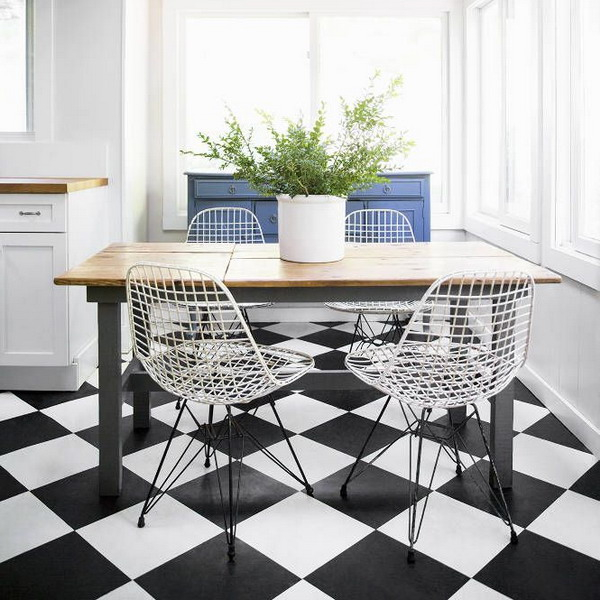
[{"left": 0, "top": 0, "right": 28, "bottom": 132}]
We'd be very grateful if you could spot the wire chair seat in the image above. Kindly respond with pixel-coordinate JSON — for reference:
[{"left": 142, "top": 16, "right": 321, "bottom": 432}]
[
  {"left": 141, "top": 340, "right": 313, "bottom": 405},
  {"left": 345, "top": 340, "right": 509, "bottom": 409},
  {"left": 325, "top": 299, "right": 432, "bottom": 316}
]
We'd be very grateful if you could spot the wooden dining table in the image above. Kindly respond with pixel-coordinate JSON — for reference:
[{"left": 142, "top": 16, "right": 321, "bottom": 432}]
[{"left": 55, "top": 241, "right": 561, "bottom": 496}]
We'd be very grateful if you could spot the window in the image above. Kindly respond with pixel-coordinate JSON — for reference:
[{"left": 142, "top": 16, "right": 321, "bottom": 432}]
[
  {"left": 164, "top": 5, "right": 450, "bottom": 229},
  {"left": 0, "top": 0, "right": 31, "bottom": 132},
  {"left": 467, "top": 0, "right": 540, "bottom": 236}
]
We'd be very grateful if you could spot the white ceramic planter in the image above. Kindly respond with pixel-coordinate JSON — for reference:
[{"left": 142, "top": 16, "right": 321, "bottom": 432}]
[{"left": 276, "top": 195, "right": 346, "bottom": 263}]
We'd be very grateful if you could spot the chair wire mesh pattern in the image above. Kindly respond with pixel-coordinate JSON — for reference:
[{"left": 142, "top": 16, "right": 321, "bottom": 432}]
[
  {"left": 126, "top": 263, "right": 314, "bottom": 560},
  {"left": 186, "top": 206, "right": 271, "bottom": 314},
  {"left": 340, "top": 270, "right": 535, "bottom": 562},
  {"left": 326, "top": 208, "right": 419, "bottom": 350}
]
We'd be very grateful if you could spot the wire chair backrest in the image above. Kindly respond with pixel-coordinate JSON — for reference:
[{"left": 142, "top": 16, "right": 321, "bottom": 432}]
[
  {"left": 187, "top": 207, "right": 266, "bottom": 244},
  {"left": 388, "top": 271, "right": 535, "bottom": 407},
  {"left": 345, "top": 209, "right": 416, "bottom": 244},
  {"left": 126, "top": 263, "right": 272, "bottom": 404}
]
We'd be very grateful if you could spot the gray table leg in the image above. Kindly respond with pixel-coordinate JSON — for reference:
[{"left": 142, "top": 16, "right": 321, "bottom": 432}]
[
  {"left": 98, "top": 302, "right": 123, "bottom": 496},
  {"left": 133, "top": 391, "right": 151, "bottom": 429},
  {"left": 489, "top": 381, "right": 514, "bottom": 488}
]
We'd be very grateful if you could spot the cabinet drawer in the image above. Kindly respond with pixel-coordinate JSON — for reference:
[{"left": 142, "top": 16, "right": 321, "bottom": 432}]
[
  {"left": 350, "top": 179, "right": 423, "bottom": 198},
  {"left": 193, "top": 179, "right": 259, "bottom": 198},
  {"left": 0, "top": 194, "right": 66, "bottom": 232},
  {"left": 254, "top": 201, "right": 278, "bottom": 236}
]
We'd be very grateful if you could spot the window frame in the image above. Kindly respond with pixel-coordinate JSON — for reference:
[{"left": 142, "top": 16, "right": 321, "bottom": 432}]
[{"left": 161, "top": 0, "right": 461, "bottom": 231}]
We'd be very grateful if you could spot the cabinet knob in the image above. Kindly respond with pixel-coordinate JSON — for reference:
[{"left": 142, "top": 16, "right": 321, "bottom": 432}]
[
  {"left": 383, "top": 184, "right": 392, "bottom": 195},
  {"left": 19, "top": 210, "right": 41, "bottom": 216},
  {"left": 228, "top": 185, "right": 236, "bottom": 195},
  {"left": 269, "top": 214, "right": 277, "bottom": 224}
]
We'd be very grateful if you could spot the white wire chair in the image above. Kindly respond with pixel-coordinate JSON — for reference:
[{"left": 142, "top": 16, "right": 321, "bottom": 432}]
[
  {"left": 340, "top": 270, "right": 535, "bottom": 563},
  {"left": 186, "top": 206, "right": 272, "bottom": 321},
  {"left": 127, "top": 263, "right": 314, "bottom": 561},
  {"left": 325, "top": 209, "right": 419, "bottom": 350}
]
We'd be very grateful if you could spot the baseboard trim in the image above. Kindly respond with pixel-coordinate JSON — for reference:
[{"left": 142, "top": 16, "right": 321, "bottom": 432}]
[
  {"left": 518, "top": 365, "right": 600, "bottom": 458},
  {"left": 0, "top": 364, "right": 80, "bottom": 391}
]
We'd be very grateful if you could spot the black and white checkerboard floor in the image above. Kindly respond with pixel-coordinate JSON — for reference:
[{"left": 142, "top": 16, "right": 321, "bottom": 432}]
[{"left": 1, "top": 321, "right": 599, "bottom": 600}]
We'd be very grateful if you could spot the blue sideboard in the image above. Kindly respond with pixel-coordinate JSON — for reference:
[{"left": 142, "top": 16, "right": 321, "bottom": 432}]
[{"left": 186, "top": 172, "right": 431, "bottom": 242}]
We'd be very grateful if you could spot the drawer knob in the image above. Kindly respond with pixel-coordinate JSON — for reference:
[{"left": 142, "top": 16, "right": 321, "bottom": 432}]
[
  {"left": 383, "top": 184, "right": 392, "bottom": 195},
  {"left": 19, "top": 210, "right": 41, "bottom": 216},
  {"left": 269, "top": 214, "right": 277, "bottom": 224},
  {"left": 228, "top": 185, "right": 236, "bottom": 195}
]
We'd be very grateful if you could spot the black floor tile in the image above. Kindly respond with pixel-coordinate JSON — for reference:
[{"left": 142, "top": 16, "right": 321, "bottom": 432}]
[
  {"left": 307, "top": 531, "right": 467, "bottom": 600},
  {"left": 123, "top": 390, "right": 178, "bottom": 409},
  {"left": 77, "top": 415, "right": 181, "bottom": 456},
  {"left": 513, "top": 379, "right": 544, "bottom": 407},
  {"left": 300, "top": 328, "right": 356, "bottom": 349},
  {"left": 524, "top": 413, "right": 591, "bottom": 453},
  {"left": 312, "top": 463, "right": 429, "bottom": 528},
  {"left": 14, "top": 382, "right": 98, "bottom": 410},
  {"left": 0, "top": 466, "right": 27, "bottom": 501},
  {"left": 303, "top": 413, "right": 401, "bottom": 458},
  {"left": 571, "top": 461, "right": 600, "bottom": 502},
  {"left": 137, "top": 534, "right": 299, "bottom": 600},
  {"left": 303, "top": 388, "right": 383, "bottom": 411},
  {"left": 251, "top": 329, "right": 290, "bottom": 346},
  {"left": 314, "top": 350, "right": 348, "bottom": 370},
  {"left": 193, "top": 412, "right": 292, "bottom": 459},
  {"left": 33, "top": 467, "right": 151, "bottom": 529},
  {"left": 0, "top": 412, "right": 70, "bottom": 455},
  {"left": 169, "top": 463, "right": 296, "bottom": 527},
  {"left": 437, "top": 459, "right": 566, "bottom": 527},
  {"left": 318, "top": 321, "right": 347, "bottom": 328},
  {"left": 0, "top": 532, "right": 128, "bottom": 600},
  {"left": 475, "top": 530, "right": 600, "bottom": 600}
]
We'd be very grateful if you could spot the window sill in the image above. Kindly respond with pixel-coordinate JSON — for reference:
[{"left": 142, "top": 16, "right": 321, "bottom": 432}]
[{"left": 543, "top": 244, "right": 600, "bottom": 291}]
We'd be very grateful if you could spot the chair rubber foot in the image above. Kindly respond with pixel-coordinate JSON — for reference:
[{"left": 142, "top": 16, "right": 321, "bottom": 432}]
[
  {"left": 455, "top": 465, "right": 462, "bottom": 475},
  {"left": 510, "top": 530, "right": 518, "bottom": 545},
  {"left": 340, "top": 485, "right": 348, "bottom": 499},
  {"left": 175, "top": 401, "right": 181, "bottom": 411},
  {"left": 305, "top": 486, "right": 314, "bottom": 497},
  {"left": 137, "top": 516, "right": 145, "bottom": 528},
  {"left": 204, "top": 459, "right": 211, "bottom": 468},
  {"left": 227, "top": 545, "right": 236, "bottom": 562},
  {"left": 407, "top": 550, "right": 415, "bottom": 564}
]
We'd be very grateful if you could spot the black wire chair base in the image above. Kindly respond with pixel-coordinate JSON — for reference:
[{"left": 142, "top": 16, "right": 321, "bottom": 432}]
[
  {"left": 339, "top": 399, "right": 519, "bottom": 563},
  {"left": 349, "top": 313, "right": 407, "bottom": 352},
  {"left": 137, "top": 396, "right": 313, "bottom": 561}
]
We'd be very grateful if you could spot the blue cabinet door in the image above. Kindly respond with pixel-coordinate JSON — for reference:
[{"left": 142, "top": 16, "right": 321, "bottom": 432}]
[{"left": 366, "top": 199, "right": 426, "bottom": 242}]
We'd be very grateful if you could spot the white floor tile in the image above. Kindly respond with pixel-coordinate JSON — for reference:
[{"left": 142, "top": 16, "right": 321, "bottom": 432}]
[
  {"left": 41, "top": 395, "right": 132, "bottom": 432},
  {"left": 244, "top": 435, "right": 355, "bottom": 491},
  {"left": 476, "top": 399, "right": 549, "bottom": 432},
  {"left": 0, "top": 434, "right": 98, "bottom": 489},
  {"left": 0, "top": 492, "right": 71, "bottom": 562},
  {"left": 87, "top": 368, "right": 99, "bottom": 388},
  {"left": 273, "top": 339, "right": 331, "bottom": 358},
  {"left": 237, "top": 492, "right": 372, "bottom": 578},
  {"left": 263, "top": 322, "right": 327, "bottom": 338},
  {"left": 528, "top": 490, "right": 600, "bottom": 561},
  {"left": 364, "top": 435, "right": 471, "bottom": 490},
  {"left": 332, "top": 319, "right": 388, "bottom": 336},
  {"left": 97, "top": 581, "right": 155, "bottom": 600},
  {"left": 512, "top": 434, "right": 597, "bottom": 488},
  {"left": 450, "top": 579, "right": 511, "bottom": 600},
  {"left": 273, "top": 580, "right": 335, "bottom": 600},
  {"left": 353, "top": 396, "right": 446, "bottom": 430},
  {"left": 150, "top": 401, "right": 238, "bottom": 434},
  {"left": 0, "top": 392, "right": 36, "bottom": 422},
  {"left": 379, "top": 492, "right": 522, "bottom": 577},
  {"left": 254, "top": 393, "right": 346, "bottom": 433},
  {"left": 123, "top": 435, "right": 228, "bottom": 489},
  {"left": 78, "top": 496, "right": 221, "bottom": 579}
]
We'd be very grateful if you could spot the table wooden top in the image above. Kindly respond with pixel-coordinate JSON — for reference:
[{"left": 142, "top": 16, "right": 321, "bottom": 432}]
[
  {"left": 54, "top": 241, "right": 561, "bottom": 288},
  {"left": 0, "top": 177, "right": 109, "bottom": 194}
]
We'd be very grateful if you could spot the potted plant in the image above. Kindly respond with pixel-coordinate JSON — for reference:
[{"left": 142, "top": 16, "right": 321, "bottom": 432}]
[{"left": 182, "top": 75, "right": 414, "bottom": 263}]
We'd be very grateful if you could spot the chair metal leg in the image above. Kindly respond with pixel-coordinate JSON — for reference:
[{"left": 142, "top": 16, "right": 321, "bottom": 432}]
[
  {"left": 138, "top": 398, "right": 188, "bottom": 528},
  {"left": 269, "top": 399, "right": 313, "bottom": 495},
  {"left": 473, "top": 405, "right": 518, "bottom": 545},
  {"left": 226, "top": 407, "right": 237, "bottom": 561},
  {"left": 447, "top": 410, "right": 463, "bottom": 475},
  {"left": 340, "top": 395, "right": 392, "bottom": 497},
  {"left": 407, "top": 410, "right": 427, "bottom": 563},
  {"left": 204, "top": 405, "right": 214, "bottom": 468}
]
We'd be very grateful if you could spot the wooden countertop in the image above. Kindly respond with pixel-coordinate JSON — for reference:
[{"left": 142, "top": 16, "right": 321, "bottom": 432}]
[
  {"left": 0, "top": 177, "right": 109, "bottom": 194},
  {"left": 54, "top": 241, "right": 562, "bottom": 288}
]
